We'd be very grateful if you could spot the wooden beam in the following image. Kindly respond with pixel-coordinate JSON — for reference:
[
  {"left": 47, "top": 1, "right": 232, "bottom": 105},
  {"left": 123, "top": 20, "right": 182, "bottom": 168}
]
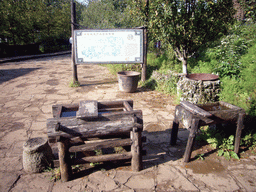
[
  {"left": 123, "top": 101, "right": 133, "bottom": 111},
  {"left": 58, "top": 139, "right": 72, "bottom": 182},
  {"left": 47, "top": 112, "right": 143, "bottom": 140},
  {"left": 69, "top": 138, "right": 132, "bottom": 153},
  {"left": 131, "top": 127, "right": 142, "bottom": 171},
  {"left": 184, "top": 118, "right": 200, "bottom": 162},
  {"left": 180, "top": 101, "right": 212, "bottom": 117},
  {"left": 170, "top": 106, "right": 180, "bottom": 145},
  {"left": 74, "top": 152, "right": 132, "bottom": 164},
  {"left": 234, "top": 113, "right": 245, "bottom": 153}
]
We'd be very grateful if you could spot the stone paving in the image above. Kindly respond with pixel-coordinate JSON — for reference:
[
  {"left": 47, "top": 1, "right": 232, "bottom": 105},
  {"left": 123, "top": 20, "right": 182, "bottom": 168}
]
[{"left": 0, "top": 54, "right": 256, "bottom": 192}]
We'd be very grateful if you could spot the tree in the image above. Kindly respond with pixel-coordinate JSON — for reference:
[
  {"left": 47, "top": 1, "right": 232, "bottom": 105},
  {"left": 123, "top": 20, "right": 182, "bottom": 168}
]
[
  {"left": 238, "top": 0, "right": 256, "bottom": 21},
  {"left": 80, "top": 0, "right": 118, "bottom": 29},
  {"left": 79, "top": 0, "right": 139, "bottom": 29},
  {"left": 149, "top": 0, "right": 236, "bottom": 74},
  {"left": 0, "top": 0, "right": 71, "bottom": 47},
  {"left": 125, "top": 0, "right": 149, "bottom": 27}
]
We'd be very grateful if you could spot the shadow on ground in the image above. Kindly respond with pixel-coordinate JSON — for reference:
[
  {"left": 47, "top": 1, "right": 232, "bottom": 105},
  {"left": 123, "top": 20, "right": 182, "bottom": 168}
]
[
  {"left": 0, "top": 68, "right": 41, "bottom": 84},
  {"left": 62, "top": 128, "right": 216, "bottom": 181}
]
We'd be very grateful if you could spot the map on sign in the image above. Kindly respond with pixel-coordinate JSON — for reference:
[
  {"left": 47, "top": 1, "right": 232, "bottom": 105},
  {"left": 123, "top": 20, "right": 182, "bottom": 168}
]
[{"left": 74, "top": 29, "right": 143, "bottom": 64}]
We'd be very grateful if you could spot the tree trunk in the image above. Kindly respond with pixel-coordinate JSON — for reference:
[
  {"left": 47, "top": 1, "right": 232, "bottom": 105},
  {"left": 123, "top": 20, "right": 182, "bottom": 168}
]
[
  {"left": 174, "top": 47, "right": 188, "bottom": 75},
  {"left": 182, "top": 58, "right": 188, "bottom": 75}
]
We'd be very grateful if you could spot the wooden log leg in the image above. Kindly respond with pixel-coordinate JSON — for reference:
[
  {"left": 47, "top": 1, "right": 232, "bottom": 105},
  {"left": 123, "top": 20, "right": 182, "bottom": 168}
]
[
  {"left": 131, "top": 127, "right": 142, "bottom": 171},
  {"left": 184, "top": 118, "right": 199, "bottom": 162},
  {"left": 234, "top": 113, "right": 245, "bottom": 154},
  {"left": 58, "top": 138, "right": 72, "bottom": 182},
  {"left": 170, "top": 115, "right": 179, "bottom": 146}
]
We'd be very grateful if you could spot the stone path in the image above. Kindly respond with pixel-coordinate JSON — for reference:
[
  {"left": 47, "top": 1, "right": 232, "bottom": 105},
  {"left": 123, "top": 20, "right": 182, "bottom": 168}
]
[{"left": 0, "top": 54, "right": 256, "bottom": 192}]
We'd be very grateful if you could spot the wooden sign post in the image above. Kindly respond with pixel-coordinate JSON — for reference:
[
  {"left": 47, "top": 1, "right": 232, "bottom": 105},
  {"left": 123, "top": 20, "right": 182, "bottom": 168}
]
[
  {"left": 142, "top": 27, "right": 147, "bottom": 82},
  {"left": 70, "top": 2, "right": 147, "bottom": 84},
  {"left": 71, "top": 0, "right": 78, "bottom": 84}
]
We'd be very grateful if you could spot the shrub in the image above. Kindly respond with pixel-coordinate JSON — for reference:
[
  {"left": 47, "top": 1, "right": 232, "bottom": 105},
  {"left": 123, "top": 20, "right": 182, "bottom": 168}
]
[{"left": 220, "top": 43, "right": 256, "bottom": 115}]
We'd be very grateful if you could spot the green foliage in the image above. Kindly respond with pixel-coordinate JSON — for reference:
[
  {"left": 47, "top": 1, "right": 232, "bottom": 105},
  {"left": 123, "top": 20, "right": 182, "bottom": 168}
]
[
  {"left": 155, "top": 74, "right": 179, "bottom": 95},
  {"left": 104, "top": 63, "right": 141, "bottom": 77},
  {"left": 195, "top": 153, "right": 205, "bottom": 161},
  {"left": 80, "top": 0, "right": 137, "bottom": 29},
  {"left": 241, "top": 133, "right": 256, "bottom": 150},
  {"left": 189, "top": 21, "right": 256, "bottom": 116},
  {"left": 149, "top": 0, "right": 235, "bottom": 74},
  {"left": 219, "top": 42, "right": 256, "bottom": 115},
  {"left": 125, "top": 0, "right": 149, "bottom": 27},
  {"left": 81, "top": 0, "right": 118, "bottom": 29},
  {"left": 192, "top": 22, "right": 254, "bottom": 79},
  {"left": 197, "top": 123, "right": 256, "bottom": 160},
  {"left": 217, "top": 135, "right": 239, "bottom": 160},
  {"left": 238, "top": 0, "right": 256, "bottom": 22},
  {"left": 90, "top": 162, "right": 100, "bottom": 167},
  {"left": 69, "top": 80, "right": 80, "bottom": 87},
  {"left": 197, "top": 127, "right": 240, "bottom": 160},
  {"left": 44, "top": 167, "right": 61, "bottom": 181},
  {"left": 0, "top": 0, "right": 71, "bottom": 54}
]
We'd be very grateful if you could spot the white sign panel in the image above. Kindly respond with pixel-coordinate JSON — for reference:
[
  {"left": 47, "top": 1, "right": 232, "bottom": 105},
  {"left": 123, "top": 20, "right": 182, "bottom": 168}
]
[{"left": 74, "top": 29, "right": 143, "bottom": 64}]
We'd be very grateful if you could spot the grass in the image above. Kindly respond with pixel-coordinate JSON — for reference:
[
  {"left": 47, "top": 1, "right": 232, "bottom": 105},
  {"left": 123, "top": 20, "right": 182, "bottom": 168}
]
[{"left": 69, "top": 80, "right": 80, "bottom": 87}]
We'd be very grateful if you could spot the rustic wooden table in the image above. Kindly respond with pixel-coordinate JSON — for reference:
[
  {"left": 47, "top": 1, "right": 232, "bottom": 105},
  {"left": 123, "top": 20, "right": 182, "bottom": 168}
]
[
  {"left": 170, "top": 101, "right": 245, "bottom": 162},
  {"left": 47, "top": 100, "right": 143, "bottom": 182}
]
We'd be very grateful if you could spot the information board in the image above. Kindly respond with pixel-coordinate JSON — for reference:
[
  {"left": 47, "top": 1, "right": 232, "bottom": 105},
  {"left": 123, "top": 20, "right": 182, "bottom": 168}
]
[{"left": 74, "top": 29, "right": 143, "bottom": 64}]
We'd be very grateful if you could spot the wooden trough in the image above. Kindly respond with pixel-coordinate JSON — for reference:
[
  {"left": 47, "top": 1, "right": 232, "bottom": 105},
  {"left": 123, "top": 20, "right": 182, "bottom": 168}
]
[
  {"left": 170, "top": 101, "right": 245, "bottom": 162},
  {"left": 47, "top": 100, "right": 143, "bottom": 182}
]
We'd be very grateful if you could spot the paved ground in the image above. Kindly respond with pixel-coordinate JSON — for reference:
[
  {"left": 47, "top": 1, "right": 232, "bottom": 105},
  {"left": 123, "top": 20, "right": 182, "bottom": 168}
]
[{"left": 1, "top": 54, "right": 256, "bottom": 192}]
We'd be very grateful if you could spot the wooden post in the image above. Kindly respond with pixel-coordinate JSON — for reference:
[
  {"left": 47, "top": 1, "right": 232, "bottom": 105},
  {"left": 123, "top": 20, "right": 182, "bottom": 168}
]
[
  {"left": 184, "top": 118, "right": 199, "bottom": 162},
  {"left": 58, "top": 138, "right": 72, "bottom": 182},
  {"left": 131, "top": 127, "right": 142, "bottom": 171},
  {"left": 141, "top": 27, "right": 147, "bottom": 82},
  {"left": 170, "top": 107, "right": 179, "bottom": 146},
  {"left": 234, "top": 113, "right": 245, "bottom": 153},
  {"left": 141, "top": 0, "right": 149, "bottom": 82},
  {"left": 71, "top": 0, "right": 78, "bottom": 84}
]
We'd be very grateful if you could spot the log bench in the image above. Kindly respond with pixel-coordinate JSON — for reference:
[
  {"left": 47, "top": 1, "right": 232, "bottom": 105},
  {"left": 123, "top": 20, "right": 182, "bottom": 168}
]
[
  {"left": 170, "top": 101, "right": 245, "bottom": 162},
  {"left": 47, "top": 100, "right": 143, "bottom": 182}
]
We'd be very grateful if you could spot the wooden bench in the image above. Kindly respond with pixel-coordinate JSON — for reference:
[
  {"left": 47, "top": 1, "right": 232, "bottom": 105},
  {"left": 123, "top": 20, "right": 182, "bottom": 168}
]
[
  {"left": 47, "top": 100, "right": 143, "bottom": 182},
  {"left": 170, "top": 101, "right": 245, "bottom": 162}
]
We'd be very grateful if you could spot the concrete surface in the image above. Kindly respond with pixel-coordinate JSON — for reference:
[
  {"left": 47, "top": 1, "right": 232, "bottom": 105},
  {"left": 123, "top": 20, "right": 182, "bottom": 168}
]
[{"left": 1, "top": 54, "right": 256, "bottom": 192}]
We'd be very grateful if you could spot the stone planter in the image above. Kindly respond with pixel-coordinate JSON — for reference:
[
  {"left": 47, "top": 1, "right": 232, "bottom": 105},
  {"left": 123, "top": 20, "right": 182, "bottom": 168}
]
[
  {"left": 117, "top": 71, "right": 140, "bottom": 93},
  {"left": 177, "top": 73, "right": 220, "bottom": 104}
]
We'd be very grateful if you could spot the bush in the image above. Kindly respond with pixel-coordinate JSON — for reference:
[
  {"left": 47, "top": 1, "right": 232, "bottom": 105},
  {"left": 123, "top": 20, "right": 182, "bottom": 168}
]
[
  {"left": 41, "top": 35, "right": 71, "bottom": 53},
  {"left": 220, "top": 43, "right": 256, "bottom": 116},
  {"left": 191, "top": 22, "right": 256, "bottom": 78},
  {"left": 189, "top": 21, "right": 256, "bottom": 116}
]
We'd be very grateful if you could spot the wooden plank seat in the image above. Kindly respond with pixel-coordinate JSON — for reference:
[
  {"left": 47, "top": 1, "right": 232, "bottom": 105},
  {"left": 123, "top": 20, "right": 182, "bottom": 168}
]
[
  {"left": 170, "top": 101, "right": 245, "bottom": 162},
  {"left": 47, "top": 100, "right": 143, "bottom": 182}
]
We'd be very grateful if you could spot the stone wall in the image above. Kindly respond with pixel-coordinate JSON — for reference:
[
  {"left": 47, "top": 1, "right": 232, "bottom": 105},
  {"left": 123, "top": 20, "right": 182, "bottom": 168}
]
[
  {"left": 151, "top": 70, "right": 220, "bottom": 104},
  {"left": 177, "top": 75, "right": 220, "bottom": 104}
]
